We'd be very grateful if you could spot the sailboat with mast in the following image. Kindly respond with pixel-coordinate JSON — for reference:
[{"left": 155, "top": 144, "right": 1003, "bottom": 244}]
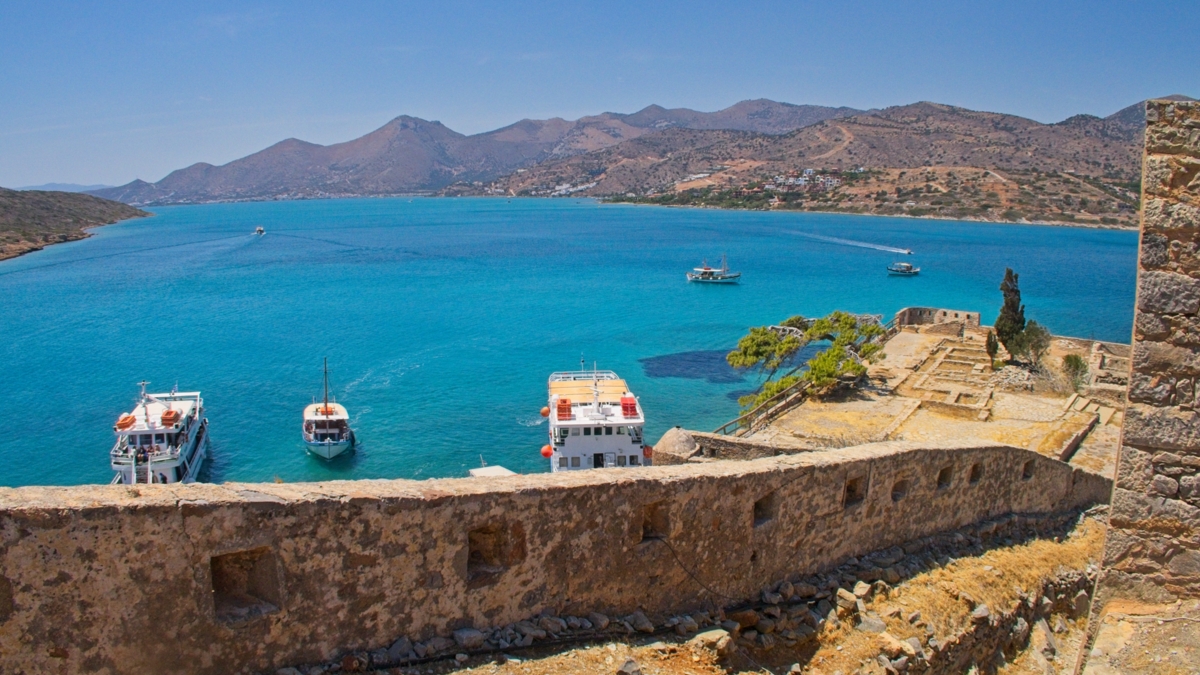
[
  {"left": 302, "top": 358, "right": 356, "bottom": 459},
  {"left": 686, "top": 253, "right": 741, "bottom": 283}
]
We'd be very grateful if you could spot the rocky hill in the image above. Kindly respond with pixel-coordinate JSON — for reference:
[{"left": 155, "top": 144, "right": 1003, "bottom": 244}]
[
  {"left": 91, "top": 101, "right": 862, "bottom": 206},
  {"left": 485, "top": 96, "right": 1194, "bottom": 226},
  {"left": 0, "top": 187, "right": 149, "bottom": 260}
]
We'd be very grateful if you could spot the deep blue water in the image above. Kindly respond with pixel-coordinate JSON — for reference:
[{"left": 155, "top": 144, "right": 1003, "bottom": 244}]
[{"left": 0, "top": 198, "right": 1137, "bottom": 486}]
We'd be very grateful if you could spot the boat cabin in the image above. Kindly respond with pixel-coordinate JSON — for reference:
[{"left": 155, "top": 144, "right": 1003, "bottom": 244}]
[
  {"left": 546, "top": 370, "right": 650, "bottom": 471},
  {"left": 110, "top": 389, "right": 207, "bottom": 484}
]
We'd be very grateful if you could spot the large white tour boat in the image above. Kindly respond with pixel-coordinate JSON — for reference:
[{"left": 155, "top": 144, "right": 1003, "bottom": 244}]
[
  {"left": 541, "top": 367, "right": 652, "bottom": 471},
  {"left": 303, "top": 358, "right": 356, "bottom": 459},
  {"left": 110, "top": 382, "right": 208, "bottom": 484}
]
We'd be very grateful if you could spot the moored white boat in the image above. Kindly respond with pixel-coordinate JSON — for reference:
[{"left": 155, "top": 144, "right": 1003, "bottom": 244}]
[
  {"left": 303, "top": 358, "right": 355, "bottom": 459},
  {"left": 887, "top": 262, "right": 920, "bottom": 276},
  {"left": 687, "top": 254, "right": 741, "bottom": 283},
  {"left": 110, "top": 382, "right": 208, "bottom": 484},
  {"left": 540, "top": 365, "right": 651, "bottom": 471}
]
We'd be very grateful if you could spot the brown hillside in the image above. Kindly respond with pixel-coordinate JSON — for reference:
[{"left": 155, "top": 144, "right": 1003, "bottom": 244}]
[
  {"left": 0, "top": 188, "right": 150, "bottom": 261},
  {"left": 494, "top": 101, "right": 1150, "bottom": 200}
]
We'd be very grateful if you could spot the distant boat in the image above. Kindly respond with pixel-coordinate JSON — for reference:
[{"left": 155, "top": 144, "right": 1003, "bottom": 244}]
[
  {"left": 887, "top": 262, "right": 920, "bottom": 276},
  {"left": 687, "top": 254, "right": 741, "bottom": 283},
  {"left": 255, "top": 226, "right": 265, "bottom": 235},
  {"left": 302, "top": 358, "right": 355, "bottom": 459}
]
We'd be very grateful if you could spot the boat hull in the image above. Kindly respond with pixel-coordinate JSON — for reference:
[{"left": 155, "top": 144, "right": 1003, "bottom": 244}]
[
  {"left": 686, "top": 274, "right": 741, "bottom": 283},
  {"left": 887, "top": 270, "right": 919, "bottom": 276},
  {"left": 304, "top": 431, "right": 355, "bottom": 459}
]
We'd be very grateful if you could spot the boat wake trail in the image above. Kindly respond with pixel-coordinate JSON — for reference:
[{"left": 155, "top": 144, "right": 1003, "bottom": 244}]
[
  {"left": 516, "top": 416, "right": 547, "bottom": 427},
  {"left": 789, "top": 231, "right": 911, "bottom": 254}
]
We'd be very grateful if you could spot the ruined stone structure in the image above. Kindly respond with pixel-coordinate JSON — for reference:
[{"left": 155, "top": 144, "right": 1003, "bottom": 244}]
[
  {"left": 1097, "top": 99, "right": 1200, "bottom": 603},
  {"left": 0, "top": 442, "right": 1108, "bottom": 674},
  {"left": 894, "top": 307, "right": 981, "bottom": 329}
]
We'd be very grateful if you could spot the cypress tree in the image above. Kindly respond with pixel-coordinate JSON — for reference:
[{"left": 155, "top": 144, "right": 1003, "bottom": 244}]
[{"left": 994, "top": 268, "right": 1026, "bottom": 353}]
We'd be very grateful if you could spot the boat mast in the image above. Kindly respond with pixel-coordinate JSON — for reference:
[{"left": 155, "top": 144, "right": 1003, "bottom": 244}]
[{"left": 323, "top": 357, "right": 329, "bottom": 415}]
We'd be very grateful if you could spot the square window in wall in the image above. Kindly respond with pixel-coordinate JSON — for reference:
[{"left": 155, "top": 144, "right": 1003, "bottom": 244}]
[
  {"left": 617, "top": 455, "right": 627, "bottom": 466},
  {"left": 570, "top": 456, "right": 580, "bottom": 467},
  {"left": 640, "top": 501, "right": 669, "bottom": 541},
  {"left": 584, "top": 428, "right": 591, "bottom": 436},
  {"left": 605, "top": 427, "right": 613, "bottom": 435},
  {"left": 558, "top": 457, "right": 567, "bottom": 468},
  {"left": 629, "top": 455, "right": 639, "bottom": 465},
  {"left": 843, "top": 476, "right": 867, "bottom": 508},
  {"left": 937, "top": 466, "right": 953, "bottom": 490},
  {"left": 211, "top": 547, "right": 282, "bottom": 624},
  {"left": 753, "top": 491, "right": 778, "bottom": 527},
  {"left": 571, "top": 428, "right": 580, "bottom": 436}
]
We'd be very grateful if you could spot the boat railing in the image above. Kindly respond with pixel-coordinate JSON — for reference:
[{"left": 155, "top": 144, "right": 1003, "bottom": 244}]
[
  {"left": 713, "top": 378, "right": 812, "bottom": 436},
  {"left": 549, "top": 370, "right": 621, "bottom": 382},
  {"left": 110, "top": 440, "right": 183, "bottom": 464}
]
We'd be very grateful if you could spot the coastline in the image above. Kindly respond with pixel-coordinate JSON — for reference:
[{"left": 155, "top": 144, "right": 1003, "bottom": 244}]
[
  {"left": 92, "top": 191, "right": 1139, "bottom": 232},
  {"left": 0, "top": 213, "right": 153, "bottom": 263},
  {"left": 599, "top": 199, "right": 1140, "bottom": 231}
]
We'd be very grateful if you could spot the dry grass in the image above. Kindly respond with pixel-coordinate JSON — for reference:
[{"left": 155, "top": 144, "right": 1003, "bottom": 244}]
[
  {"left": 772, "top": 519, "right": 1104, "bottom": 674},
  {"left": 451, "top": 640, "right": 726, "bottom": 675}
]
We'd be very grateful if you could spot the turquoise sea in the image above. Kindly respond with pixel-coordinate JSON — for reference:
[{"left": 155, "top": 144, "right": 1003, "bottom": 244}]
[{"left": 0, "top": 198, "right": 1138, "bottom": 487}]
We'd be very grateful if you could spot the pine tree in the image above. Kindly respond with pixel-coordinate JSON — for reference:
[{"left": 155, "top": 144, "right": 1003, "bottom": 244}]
[
  {"left": 985, "top": 331, "right": 999, "bottom": 361},
  {"left": 994, "top": 268, "right": 1026, "bottom": 353}
]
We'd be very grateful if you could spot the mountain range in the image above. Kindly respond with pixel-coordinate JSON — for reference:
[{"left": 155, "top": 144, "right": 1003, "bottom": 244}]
[
  {"left": 491, "top": 98, "right": 1193, "bottom": 198},
  {"left": 89, "top": 95, "right": 1193, "bottom": 208},
  {"left": 92, "top": 100, "right": 863, "bottom": 206}
]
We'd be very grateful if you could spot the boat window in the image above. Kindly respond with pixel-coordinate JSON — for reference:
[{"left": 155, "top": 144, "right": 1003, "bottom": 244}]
[
  {"left": 630, "top": 455, "right": 640, "bottom": 466},
  {"left": 604, "top": 427, "right": 613, "bottom": 435},
  {"left": 616, "top": 426, "right": 627, "bottom": 435},
  {"left": 154, "top": 434, "right": 165, "bottom": 444},
  {"left": 584, "top": 427, "right": 591, "bottom": 436},
  {"left": 140, "top": 434, "right": 152, "bottom": 446},
  {"left": 570, "top": 456, "right": 580, "bottom": 467},
  {"left": 559, "top": 457, "right": 567, "bottom": 468},
  {"left": 571, "top": 428, "right": 580, "bottom": 436},
  {"left": 617, "top": 455, "right": 627, "bottom": 466},
  {"left": 595, "top": 427, "right": 603, "bottom": 435}
]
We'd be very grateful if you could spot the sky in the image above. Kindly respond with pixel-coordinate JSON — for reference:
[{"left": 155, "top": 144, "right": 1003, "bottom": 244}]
[{"left": 1, "top": 1, "right": 1197, "bottom": 188}]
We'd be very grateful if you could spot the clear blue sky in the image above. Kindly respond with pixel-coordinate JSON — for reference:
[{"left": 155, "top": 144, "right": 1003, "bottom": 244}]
[{"left": 1, "top": 1, "right": 1196, "bottom": 187}]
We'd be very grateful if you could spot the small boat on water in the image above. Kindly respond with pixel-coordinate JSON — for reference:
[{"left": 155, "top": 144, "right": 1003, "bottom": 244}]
[
  {"left": 302, "top": 358, "right": 355, "bottom": 459},
  {"left": 540, "top": 364, "right": 651, "bottom": 471},
  {"left": 110, "top": 382, "right": 208, "bottom": 484},
  {"left": 687, "top": 254, "right": 741, "bottom": 283},
  {"left": 888, "top": 262, "right": 920, "bottom": 276},
  {"left": 255, "top": 226, "right": 265, "bottom": 235}
]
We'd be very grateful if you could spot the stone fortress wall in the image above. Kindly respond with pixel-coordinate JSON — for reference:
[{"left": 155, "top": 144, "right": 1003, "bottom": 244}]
[
  {"left": 0, "top": 441, "right": 1108, "bottom": 675},
  {"left": 893, "top": 307, "right": 981, "bottom": 329},
  {"left": 1097, "top": 99, "right": 1200, "bottom": 603}
]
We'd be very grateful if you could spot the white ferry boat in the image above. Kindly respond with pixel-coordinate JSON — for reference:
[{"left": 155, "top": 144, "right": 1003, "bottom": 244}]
[
  {"left": 302, "top": 359, "right": 355, "bottom": 459},
  {"left": 687, "top": 254, "right": 741, "bottom": 283},
  {"left": 541, "top": 367, "right": 652, "bottom": 471},
  {"left": 110, "top": 382, "right": 208, "bottom": 484}
]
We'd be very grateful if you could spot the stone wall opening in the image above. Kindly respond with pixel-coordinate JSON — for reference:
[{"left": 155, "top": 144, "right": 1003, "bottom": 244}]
[
  {"left": 753, "top": 491, "right": 778, "bottom": 527},
  {"left": 210, "top": 547, "right": 282, "bottom": 624},
  {"left": 892, "top": 479, "right": 910, "bottom": 502},
  {"left": 1022, "top": 460, "right": 1035, "bottom": 480},
  {"left": 843, "top": 476, "right": 867, "bottom": 508},
  {"left": 467, "top": 522, "right": 526, "bottom": 588},
  {"left": 937, "top": 466, "right": 954, "bottom": 490},
  {"left": 641, "top": 500, "right": 670, "bottom": 541},
  {"left": 969, "top": 463, "right": 983, "bottom": 484}
]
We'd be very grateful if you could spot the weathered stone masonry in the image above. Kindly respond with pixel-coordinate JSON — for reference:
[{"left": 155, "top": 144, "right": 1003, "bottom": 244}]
[
  {"left": 0, "top": 442, "right": 1107, "bottom": 675},
  {"left": 1100, "top": 99, "right": 1200, "bottom": 603}
]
